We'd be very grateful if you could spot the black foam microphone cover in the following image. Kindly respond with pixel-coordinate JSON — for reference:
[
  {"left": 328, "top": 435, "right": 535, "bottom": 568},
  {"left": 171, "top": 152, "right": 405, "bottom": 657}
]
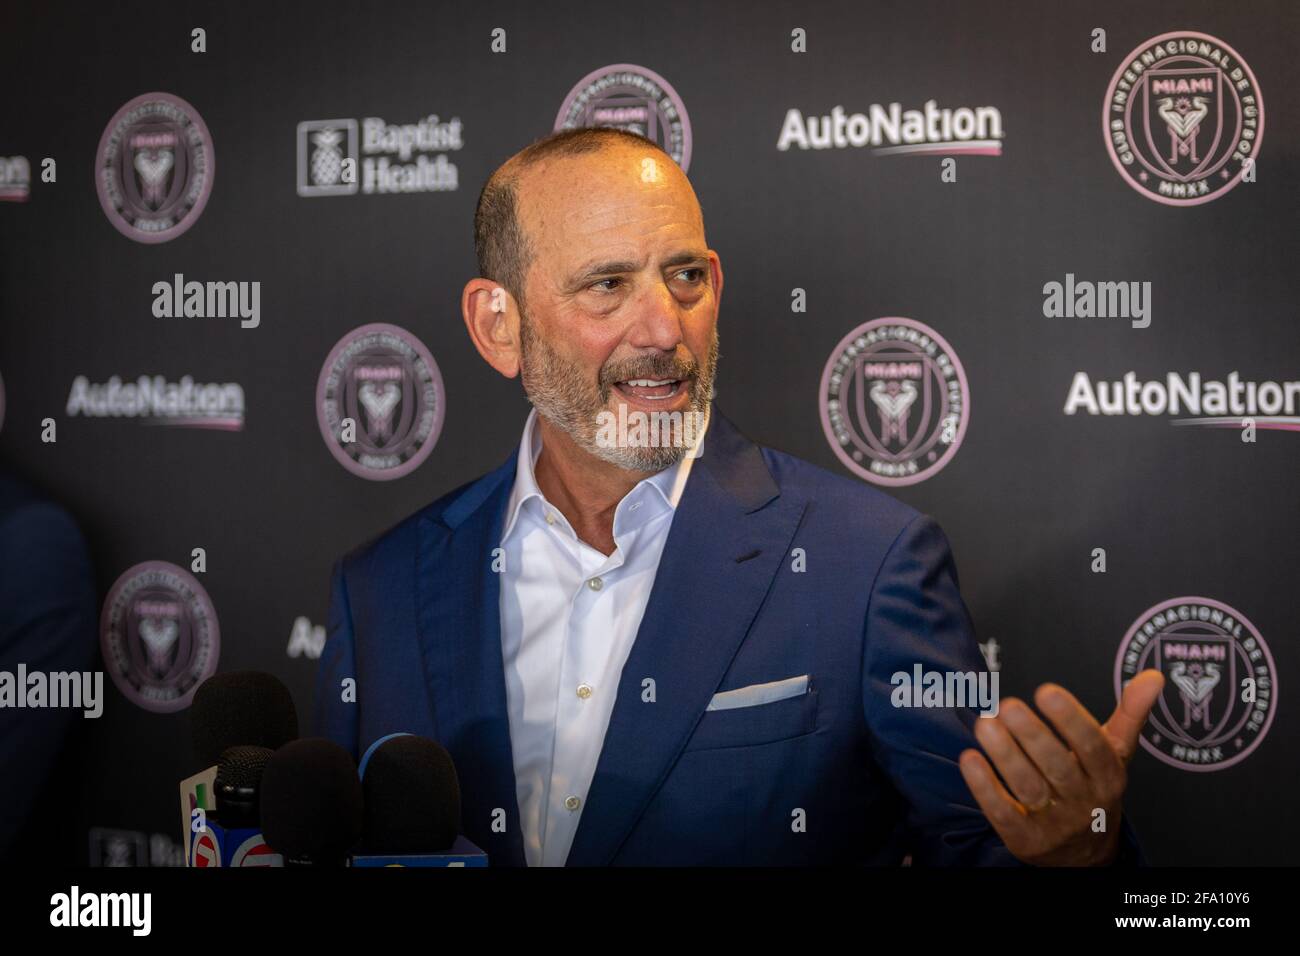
[
  {"left": 260, "top": 738, "right": 363, "bottom": 866},
  {"left": 214, "top": 745, "right": 273, "bottom": 828},
  {"left": 191, "top": 671, "right": 299, "bottom": 768},
  {"left": 362, "top": 735, "right": 461, "bottom": 853}
]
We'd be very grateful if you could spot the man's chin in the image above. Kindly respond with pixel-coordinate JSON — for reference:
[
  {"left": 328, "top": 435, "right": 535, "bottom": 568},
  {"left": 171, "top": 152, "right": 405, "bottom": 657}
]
[
  {"left": 591, "top": 393, "right": 709, "bottom": 469},
  {"left": 583, "top": 426, "right": 688, "bottom": 472}
]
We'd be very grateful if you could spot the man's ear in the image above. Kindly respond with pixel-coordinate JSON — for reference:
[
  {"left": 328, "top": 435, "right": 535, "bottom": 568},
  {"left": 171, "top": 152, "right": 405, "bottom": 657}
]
[
  {"left": 461, "top": 278, "right": 521, "bottom": 379},
  {"left": 708, "top": 250, "right": 724, "bottom": 311}
]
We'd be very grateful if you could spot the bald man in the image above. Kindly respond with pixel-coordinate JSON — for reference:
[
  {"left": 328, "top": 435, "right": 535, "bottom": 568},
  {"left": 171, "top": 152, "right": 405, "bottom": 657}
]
[{"left": 313, "top": 127, "right": 1162, "bottom": 866}]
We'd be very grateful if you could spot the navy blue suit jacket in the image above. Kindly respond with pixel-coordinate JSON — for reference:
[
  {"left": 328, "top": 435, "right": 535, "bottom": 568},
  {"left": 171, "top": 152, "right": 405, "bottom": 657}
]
[
  {"left": 312, "top": 405, "right": 1143, "bottom": 865},
  {"left": 0, "top": 469, "right": 98, "bottom": 863}
]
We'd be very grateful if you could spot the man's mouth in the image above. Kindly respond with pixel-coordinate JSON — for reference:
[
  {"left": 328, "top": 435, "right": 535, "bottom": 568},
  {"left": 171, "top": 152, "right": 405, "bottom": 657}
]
[{"left": 613, "top": 378, "right": 685, "bottom": 401}]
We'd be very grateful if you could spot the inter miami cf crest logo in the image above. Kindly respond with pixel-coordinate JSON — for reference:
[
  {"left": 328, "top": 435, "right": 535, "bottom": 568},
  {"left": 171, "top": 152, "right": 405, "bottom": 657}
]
[
  {"left": 316, "top": 323, "right": 446, "bottom": 480},
  {"left": 1115, "top": 597, "right": 1277, "bottom": 771},
  {"left": 555, "top": 63, "right": 693, "bottom": 171},
  {"left": 819, "top": 317, "right": 970, "bottom": 486},
  {"left": 1103, "top": 32, "right": 1263, "bottom": 205},
  {"left": 101, "top": 561, "right": 220, "bottom": 713},
  {"left": 95, "top": 92, "right": 215, "bottom": 242}
]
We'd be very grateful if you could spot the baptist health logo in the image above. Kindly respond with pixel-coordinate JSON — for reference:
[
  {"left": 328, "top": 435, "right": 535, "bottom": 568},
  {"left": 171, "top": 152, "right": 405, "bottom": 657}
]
[{"left": 296, "top": 113, "right": 462, "bottom": 196}]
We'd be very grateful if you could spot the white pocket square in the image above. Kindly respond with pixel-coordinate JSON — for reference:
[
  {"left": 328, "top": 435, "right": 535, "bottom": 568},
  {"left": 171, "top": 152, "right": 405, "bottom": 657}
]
[{"left": 706, "top": 674, "right": 810, "bottom": 711}]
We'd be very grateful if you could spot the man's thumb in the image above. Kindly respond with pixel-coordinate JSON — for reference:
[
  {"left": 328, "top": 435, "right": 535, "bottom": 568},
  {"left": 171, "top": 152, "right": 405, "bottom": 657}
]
[{"left": 1104, "top": 669, "right": 1165, "bottom": 763}]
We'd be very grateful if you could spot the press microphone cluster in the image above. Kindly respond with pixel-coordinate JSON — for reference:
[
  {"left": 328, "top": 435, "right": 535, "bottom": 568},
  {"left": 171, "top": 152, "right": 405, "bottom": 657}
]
[
  {"left": 186, "top": 672, "right": 298, "bottom": 867},
  {"left": 183, "top": 671, "right": 485, "bottom": 866}
]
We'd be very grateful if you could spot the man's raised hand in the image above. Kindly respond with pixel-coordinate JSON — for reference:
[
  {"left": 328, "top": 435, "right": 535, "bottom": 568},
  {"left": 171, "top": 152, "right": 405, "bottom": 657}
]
[{"left": 957, "top": 669, "right": 1164, "bottom": 866}]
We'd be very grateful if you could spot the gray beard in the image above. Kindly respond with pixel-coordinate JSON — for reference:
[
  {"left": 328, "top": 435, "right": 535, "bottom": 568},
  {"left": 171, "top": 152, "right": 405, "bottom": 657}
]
[{"left": 519, "top": 316, "right": 718, "bottom": 472}]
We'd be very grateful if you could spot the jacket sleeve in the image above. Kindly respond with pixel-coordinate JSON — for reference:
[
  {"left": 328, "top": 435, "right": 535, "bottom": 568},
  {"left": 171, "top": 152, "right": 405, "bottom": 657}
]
[
  {"left": 861, "top": 513, "right": 1147, "bottom": 866},
  {"left": 0, "top": 501, "right": 97, "bottom": 861},
  {"left": 861, "top": 513, "right": 1020, "bottom": 865},
  {"left": 311, "top": 557, "right": 360, "bottom": 761}
]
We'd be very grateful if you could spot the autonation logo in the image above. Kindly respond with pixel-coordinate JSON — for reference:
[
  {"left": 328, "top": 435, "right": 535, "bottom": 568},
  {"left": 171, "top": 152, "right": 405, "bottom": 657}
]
[
  {"left": 1064, "top": 371, "right": 1300, "bottom": 431},
  {"left": 67, "top": 375, "right": 245, "bottom": 430},
  {"left": 777, "top": 100, "right": 1004, "bottom": 155}
]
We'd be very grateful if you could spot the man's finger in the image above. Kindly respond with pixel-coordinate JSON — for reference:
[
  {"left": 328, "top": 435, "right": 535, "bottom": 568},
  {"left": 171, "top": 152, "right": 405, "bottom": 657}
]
[
  {"left": 958, "top": 749, "right": 1032, "bottom": 838},
  {"left": 999, "top": 697, "right": 1087, "bottom": 794},
  {"left": 1034, "top": 683, "right": 1124, "bottom": 789},
  {"left": 1103, "top": 669, "right": 1165, "bottom": 763},
  {"left": 974, "top": 715, "right": 1053, "bottom": 807}
]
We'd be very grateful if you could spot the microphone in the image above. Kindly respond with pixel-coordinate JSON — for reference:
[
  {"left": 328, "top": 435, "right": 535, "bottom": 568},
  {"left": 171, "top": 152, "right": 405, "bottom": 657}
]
[
  {"left": 214, "top": 745, "right": 271, "bottom": 828},
  {"left": 188, "top": 746, "right": 283, "bottom": 867},
  {"left": 190, "top": 671, "right": 299, "bottom": 768},
  {"left": 260, "top": 738, "right": 363, "bottom": 867},
  {"left": 350, "top": 733, "right": 486, "bottom": 867},
  {"left": 183, "top": 671, "right": 299, "bottom": 865}
]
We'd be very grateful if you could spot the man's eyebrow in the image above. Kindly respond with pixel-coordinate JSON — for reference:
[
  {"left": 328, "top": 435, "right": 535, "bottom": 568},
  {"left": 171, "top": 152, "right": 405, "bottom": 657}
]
[{"left": 566, "top": 249, "right": 710, "bottom": 286}]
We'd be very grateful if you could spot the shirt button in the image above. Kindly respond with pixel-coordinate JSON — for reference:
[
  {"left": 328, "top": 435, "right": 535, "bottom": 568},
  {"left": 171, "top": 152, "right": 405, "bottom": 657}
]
[
  {"left": 564, "top": 795, "right": 581, "bottom": 811},
  {"left": 545, "top": 513, "right": 556, "bottom": 525},
  {"left": 587, "top": 577, "right": 603, "bottom": 591},
  {"left": 576, "top": 683, "right": 593, "bottom": 699}
]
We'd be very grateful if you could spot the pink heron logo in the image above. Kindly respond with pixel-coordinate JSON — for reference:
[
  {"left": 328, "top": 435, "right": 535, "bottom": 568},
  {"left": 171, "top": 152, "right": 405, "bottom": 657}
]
[
  {"left": 555, "top": 63, "right": 693, "bottom": 171},
  {"left": 316, "top": 323, "right": 447, "bottom": 481},
  {"left": 95, "top": 92, "right": 215, "bottom": 242},
  {"left": 100, "top": 561, "right": 220, "bottom": 713},
  {"left": 819, "top": 317, "right": 970, "bottom": 487},
  {"left": 1115, "top": 596, "right": 1276, "bottom": 771},
  {"left": 1103, "top": 32, "right": 1263, "bottom": 206}
]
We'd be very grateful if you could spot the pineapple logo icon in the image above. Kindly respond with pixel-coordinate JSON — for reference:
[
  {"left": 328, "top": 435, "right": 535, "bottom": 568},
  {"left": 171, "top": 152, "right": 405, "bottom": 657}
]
[
  {"left": 311, "top": 128, "right": 345, "bottom": 186},
  {"left": 297, "top": 118, "right": 358, "bottom": 197}
]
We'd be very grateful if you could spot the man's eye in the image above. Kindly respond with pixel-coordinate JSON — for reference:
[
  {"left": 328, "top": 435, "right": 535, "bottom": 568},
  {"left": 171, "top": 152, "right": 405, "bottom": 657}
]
[
  {"left": 676, "top": 268, "right": 706, "bottom": 283},
  {"left": 591, "top": 278, "right": 622, "bottom": 292}
]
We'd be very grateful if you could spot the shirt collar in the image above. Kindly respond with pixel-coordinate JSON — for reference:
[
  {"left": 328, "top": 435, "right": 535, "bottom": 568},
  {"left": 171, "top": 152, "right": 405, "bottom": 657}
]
[{"left": 501, "top": 403, "right": 710, "bottom": 545}]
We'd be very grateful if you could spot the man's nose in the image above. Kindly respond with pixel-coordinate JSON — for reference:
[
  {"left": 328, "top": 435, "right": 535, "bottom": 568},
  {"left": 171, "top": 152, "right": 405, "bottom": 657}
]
[{"left": 626, "top": 281, "right": 686, "bottom": 352}]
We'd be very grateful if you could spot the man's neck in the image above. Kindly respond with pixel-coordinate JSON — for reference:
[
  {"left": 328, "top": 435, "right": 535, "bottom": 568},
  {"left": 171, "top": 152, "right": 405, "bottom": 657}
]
[{"left": 533, "top": 416, "right": 656, "bottom": 557}]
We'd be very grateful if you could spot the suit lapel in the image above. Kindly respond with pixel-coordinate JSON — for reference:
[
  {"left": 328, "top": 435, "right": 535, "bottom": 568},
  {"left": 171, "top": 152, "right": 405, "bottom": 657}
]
[
  {"left": 414, "top": 451, "right": 527, "bottom": 867},
  {"left": 564, "top": 407, "right": 808, "bottom": 865},
  {"left": 414, "top": 406, "right": 805, "bottom": 868}
]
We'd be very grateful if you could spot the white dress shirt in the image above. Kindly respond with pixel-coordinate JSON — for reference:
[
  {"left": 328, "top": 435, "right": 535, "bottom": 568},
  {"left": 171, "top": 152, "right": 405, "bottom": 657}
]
[{"left": 498, "top": 404, "right": 710, "bottom": 866}]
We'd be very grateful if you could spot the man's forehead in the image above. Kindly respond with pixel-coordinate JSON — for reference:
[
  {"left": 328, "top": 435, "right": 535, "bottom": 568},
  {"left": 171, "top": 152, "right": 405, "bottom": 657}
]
[{"left": 514, "top": 145, "right": 700, "bottom": 238}]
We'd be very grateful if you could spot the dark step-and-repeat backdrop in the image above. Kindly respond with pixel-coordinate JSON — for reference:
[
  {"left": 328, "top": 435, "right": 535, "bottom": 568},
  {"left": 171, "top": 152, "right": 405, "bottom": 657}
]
[{"left": 1, "top": 0, "right": 1295, "bottom": 865}]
